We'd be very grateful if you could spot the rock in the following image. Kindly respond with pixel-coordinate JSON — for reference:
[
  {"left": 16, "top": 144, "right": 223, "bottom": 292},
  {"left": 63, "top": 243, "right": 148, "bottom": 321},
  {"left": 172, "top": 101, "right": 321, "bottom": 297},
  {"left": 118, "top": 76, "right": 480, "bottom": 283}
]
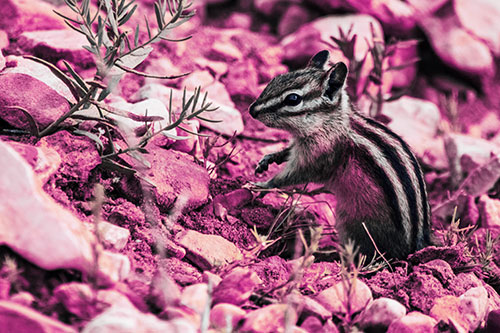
[
  {"left": 41, "top": 130, "right": 101, "bottom": 185},
  {"left": 96, "top": 251, "right": 131, "bottom": 286},
  {"left": 213, "top": 189, "right": 253, "bottom": 217},
  {"left": 379, "top": 96, "right": 441, "bottom": 160},
  {"left": 53, "top": 283, "right": 95, "bottom": 319},
  {"left": 460, "top": 154, "right": 500, "bottom": 197},
  {"left": 193, "top": 57, "right": 228, "bottom": 77},
  {"left": 8, "top": 141, "right": 61, "bottom": 184},
  {"left": 281, "top": 14, "right": 387, "bottom": 97},
  {"left": 0, "top": 300, "right": 75, "bottom": 333},
  {"left": 210, "top": 303, "right": 246, "bottom": 329},
  {"left": 181, "top": 283, "right": 210, "bottom": 314},
  {"left": 253, "top": 0, "right": 288, "bottom": 16},
  {"left": 224, "top": 12, "right": 253, "bottom": 30},
  {"left": 0, "top": 141, "right": 95, "bottom": 272},
  {"left": 387, "top": 311, "right": 437, "bottom": 333},
  {"left": 0, "top": 56, "right": 74, "bottom": 130},
  {"left": 221, "top": 59, "right": 260, "bottom": 102},
  {"left": 300, "top": 316, "right": 325, "bottom": 333},
  {"left": 18, "top": 30, "right": 93, "bottom": 67},
  {"left": 147, "top": 149, "right": 209, "bottom": 211},
  {"left": 388, "top": 42, "right": 418, "bottom": 88},
  {"left": 454, "top": 0, "right": 500, "bottom": 56},
  {"left": 240, "top": 304, "right": 298, "bottom": 333},
  {"left": 0, "top": 0, "right": 66, "bottom": 34},
  {"left": 347, "top": 0, "right": 416, "bottom": 33},
  {"left": 9, "top": 292, "right": 35, "bottom": 307},
  {"left": 458, "top": 286, "right": 489, "bottom": 331},
  {"left": 478, "top": 195, "right": 500, "bottom": 228},
  {"left": 106, "top": 98, "right": 178, "bottom": 140},
  {"left": 149, "top": 269, "right": 181, "bottom": 309},
  {"left": 359, "top": 298, "right": 407, "bottom": 331},
  {"left": 82, "top": 295, "right": 196, "bottom": 333},
  {"left": 175, "top": 229, "right": 242, "bottom": 270},
  {"left": 407, "top": 0, "right": 448, "bottom": 17},
  {"left": 278, "top": 4, "right": 312, "bottom": 37},
  {"left": 0, "top": 49, "right": 5, "bottom": 72},
  {"left": 430, "top": 295, "right": 468, "bottom": 332},
  {"left": 97, "top": 221, "right": 130, "bottom": 251},
  {"left": 170, "top": 119, "right": 201, "bottom": 156},
  {"left": 419, "top": 14, "right": 494, "bottom": 76},
  {"left": 202, "top": 271, "right": 222, "bottom": 287},
  {"left": 212, "top": 267, "right": 262, "bottom": 306},
  {"left": 210, "top": 40, "right": 243, "bottom": 62},
  {"left": 485, "top": 309, "right": 500, "bottom": 333},
  {"left": 157, "top": 258, "right": 202, "bottom": 286},
  {"left": 132, "top": 84, "right": 244, "bottom": 136},
  {"left": 315, "top": 278, "right": 372, "bottom": 315},
  {"left": 416, "top": 259, "right": 455, "bottom": 285},
  {"left": 285, "top": 292, "right": 331, "bottom": 321}
]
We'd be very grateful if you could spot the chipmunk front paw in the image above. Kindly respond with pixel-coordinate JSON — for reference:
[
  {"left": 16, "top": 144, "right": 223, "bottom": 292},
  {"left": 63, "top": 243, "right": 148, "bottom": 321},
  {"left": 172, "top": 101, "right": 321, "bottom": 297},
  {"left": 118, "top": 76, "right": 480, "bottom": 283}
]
[{"left": 255, "top": 155, "right": 273, "bottom": 175}]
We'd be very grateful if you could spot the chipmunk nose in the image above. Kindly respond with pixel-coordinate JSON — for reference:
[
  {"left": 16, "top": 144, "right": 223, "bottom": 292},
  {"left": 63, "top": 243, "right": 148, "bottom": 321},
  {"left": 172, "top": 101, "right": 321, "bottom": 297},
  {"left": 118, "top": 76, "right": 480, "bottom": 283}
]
[{"left": 249, "top": 103, "right": 258, "bottom": 118}]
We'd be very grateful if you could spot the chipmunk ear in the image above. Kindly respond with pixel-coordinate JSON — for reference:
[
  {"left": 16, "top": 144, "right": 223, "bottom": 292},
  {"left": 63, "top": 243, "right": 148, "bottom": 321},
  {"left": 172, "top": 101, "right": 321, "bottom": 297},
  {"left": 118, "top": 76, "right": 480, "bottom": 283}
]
[
  {"left": 324, "top": 62, "right": 348, "bottom": 100},
  {"left": 308, "top": 50, "right": 330, "bottom": 69}
]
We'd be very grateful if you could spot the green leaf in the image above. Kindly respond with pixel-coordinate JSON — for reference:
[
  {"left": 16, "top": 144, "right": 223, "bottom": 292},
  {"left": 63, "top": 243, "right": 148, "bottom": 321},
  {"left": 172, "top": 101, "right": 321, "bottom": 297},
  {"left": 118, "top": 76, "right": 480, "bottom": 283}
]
[
  {"left": 161, "top": 131, "right": 189, "bottom": 140},
  {"left": 63, "top": 60, "right": 89, "bottom": 93},
  {"left": 134, "top": 24, "right": 139, "bottom": 46},
  {"left": 7, "top": 106, "right": 40, "bottom": 137},
  {"left": 100, "top": 159, "right": 136, "bottom": 174},
  {"left": 154, "top": 2, "right": 164, "bottom": 29},
  {"left": 118, "top": 4, "right": 137, "bottom": 26}
]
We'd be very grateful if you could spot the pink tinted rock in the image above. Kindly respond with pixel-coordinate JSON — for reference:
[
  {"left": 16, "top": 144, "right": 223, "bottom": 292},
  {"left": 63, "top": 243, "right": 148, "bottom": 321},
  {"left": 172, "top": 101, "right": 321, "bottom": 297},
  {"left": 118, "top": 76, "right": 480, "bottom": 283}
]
[
  {"left": 446, "top": 134, "right": 500, "bottom": 169},
  {"left": 0, "top": 300, "right": 75, "bottom": 333},
  {"left": 285, "top": 292, "right": 331, "bottom": 321},
  {"left": 240, "top": 304, "right": 298, "bottom": 333},
  {"left": 407, "top": 0, "right": 448, "bottom": 17},
  {"left": 300, "top": 316, "right": 324, "bottom": 333},
  {"left": 18, "top": 30, "right": 93, "bottom": 67},
  {"left": 212, "top": 267, "right": 262, "bottom": 306},
  {"left": 0, "top": 50, "right": 5, "bottom": 72},
  {"left": 388, "top": 42, "right": 418, "bottom": 88},
  {"left": 379, "top": 96, "right": 441, "bottom": 159},
  {"left": 158, "top": 258, "right": 202, "bottom": 286},
  {"left": 210, "top": 40, "right": 243, "bottom": 62},
  {"left": 8, "top": 141, "right": 61, "bottom": 184},
  {"left": 0, "top": 57, "right": 74, "bottom": 130},
  {"left": 221, "top": 60, "right": 260, "bottom": 101},
  {"left": 82, "top": 295, "right": 196, "bottom": 333},
  {"left": 387, "top": 311, "right": 437, "bottom": 333},
  {"left": 193, "top": 57, "right": 229, "bottom": 77},
  {"left": 214, "top": 189, "right": 253, "bottom": 211},
  {"left": 359, "top": 298, "right": 407, "bottom": 331},
  {"left": 0, "top": 140, "right": 95, "bottom": 272},
  {"left": 458, "top": 286, "right": 489, "bottom": 331},
  {"left": 478, "top": 195, "right": 500, "bottom": 228},
  {"left": 202, "top": 271, "right": 222, "bottom": 288},
  {"left": 210, "top": 303, "right": 246, "bottom": 329},
  {"left": 97, "top": 221, "right": 130, "bottom": 251},
  {"left": 224, "top": 12, "right": 252, "bottom": 30},
  {"left": 429, "top": 295, "right": 468, "bottom": 332},
  {"left": 278, "top": 4, "right": 312, "bottom": 37},
  {"left": 132, "top": 84, "right": 244, "bottom": 136},
  {"left": 181, "top": 70, "right": 215, "bottom": 90},
  {"left": 315, "top": 278, "right": 373, "bottom": 314},
  {"left": 171, "top": 119, "right": 201, "bottom": 156},
  {"left": 96, "top": 251, "right": 131, "bottom": 286},
  {"left": 0, "top": 30, "right": 8, "bottom": 50},
  {"left": 0, "top": 0, "right": 66, "bottom": 34},
  {"left": 253, "top": 0, "right": 288, "bottom": 16},
  {"left": 455, "top": 0, "right": 500, "bottom": 56},
  {"left": 9, "top": 292, "right": 35, "bottom": 307},
  {"left": 347, "top": 0, "right": 416, "bottom": 33},
  {"left": 175, "top": 230, "right": 242, "bottom": 270},
  {"left": 149, "top": 269, "right": 181, "bottom": 309},
  {"left": 148, "top": 149, "right": 209, "bottom": 211},
  {"left": 181, "top": 283, "right": 209, "bottom": 314},
  {"left": 53, "top": 283, "right": 95, "bottom": 319},
  {"left": 420, "top": 14, "right": 494, "bottom": 76},
  {"left": 281, "top": 14, "right": 383, "bottom": 65},
  {"left": 485, "top": 309, "right": 500, "bottom": 332}
]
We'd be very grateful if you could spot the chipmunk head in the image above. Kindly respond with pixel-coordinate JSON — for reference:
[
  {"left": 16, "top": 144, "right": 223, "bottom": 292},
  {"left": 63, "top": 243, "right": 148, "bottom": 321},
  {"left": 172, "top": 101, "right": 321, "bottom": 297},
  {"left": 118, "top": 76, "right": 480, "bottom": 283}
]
[{"left": 249, "top": 50, "right": 349, "bottom": 137}]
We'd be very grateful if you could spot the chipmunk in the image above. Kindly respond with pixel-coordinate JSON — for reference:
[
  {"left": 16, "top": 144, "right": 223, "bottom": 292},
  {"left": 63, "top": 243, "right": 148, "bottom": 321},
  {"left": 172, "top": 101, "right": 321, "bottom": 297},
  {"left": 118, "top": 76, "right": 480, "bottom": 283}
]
[{"left": 249, "top": 50, "right": 431, "bottom": 259}]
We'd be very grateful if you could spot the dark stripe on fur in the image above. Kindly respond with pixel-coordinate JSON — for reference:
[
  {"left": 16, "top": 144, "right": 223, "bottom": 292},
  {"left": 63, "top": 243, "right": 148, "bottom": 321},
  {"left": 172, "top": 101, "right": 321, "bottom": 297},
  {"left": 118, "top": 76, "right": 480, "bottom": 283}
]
[
  {"left": 362, "top": 116, "right": 430, "bottom": 245},
  {"left": 351, "top": 137, "right": 405, "bottom": 232},
  {"left": 352, "top": 119, "right": 419, "bottom": 251}
]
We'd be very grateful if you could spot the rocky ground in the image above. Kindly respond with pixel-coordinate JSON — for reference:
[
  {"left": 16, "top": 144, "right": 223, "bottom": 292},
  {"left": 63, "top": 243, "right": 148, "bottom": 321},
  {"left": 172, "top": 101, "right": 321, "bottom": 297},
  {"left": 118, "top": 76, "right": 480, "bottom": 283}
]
[{"left": 2, "top": 0, "right": 500, "bottom": 332}]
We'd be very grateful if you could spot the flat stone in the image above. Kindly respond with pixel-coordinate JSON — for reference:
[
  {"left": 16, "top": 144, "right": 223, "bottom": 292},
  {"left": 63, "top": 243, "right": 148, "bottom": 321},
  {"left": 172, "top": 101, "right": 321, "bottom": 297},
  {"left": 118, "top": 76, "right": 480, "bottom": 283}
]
[
  {"left": 315, "top": 278, "right": 372, "bottom": 314},
  {"left": 18, "top": 29, "right": 93, "bottom": 67},
  {"left": 0, "top": 300, "right": 75, "bottom": 333},
  {"left": 420, "top": 14, "right": 494, "bottom": 76},
  {"left": 175, "top": 230, "right": 242, "bottom": 270},
  {"left": 82, "top": 295, "right": 196, "bottom": 333},
  {"left": 147, "top": 148, "right": 209, "bottom": 211},
  {"left": 8, "top": 141, "right": 61, "bottom": 184},
  {"left": 212, "top": 267, "right": 262, "bottom": 306},
  {"left": 240, "top": 304, "right": 298, "bottom": 333},
  {"left": 387, "top": 311, "right": 437, "bottom": 332},
  {"left": 132, "top": 83, "right": 244, "bottom": 136},
  {"left": 180, "top": 283, "right": 210, "bottom": 314},
  {"left": 455, "top": 0, "right": 500, "bottom": 56},
  {"left": 478, "top": 195, "right": 500, "bottom": 228},
  {"left": 0, "top": 56, "right": 74, "bottom": 130},
  {"left": 359, "top": 297, "right": 407, "bottom": 331},
  {"left": 210, "top": 303, "right": 246, "bottom": 329},
  {"left": 97, "top": 221, "right": 130, "bottom": 251},
  {"left": 458, "top": 286, "right": 489, "bottom": 332},
  {"left": 0, "top": 140, "right": 127, "bottom": 286}
]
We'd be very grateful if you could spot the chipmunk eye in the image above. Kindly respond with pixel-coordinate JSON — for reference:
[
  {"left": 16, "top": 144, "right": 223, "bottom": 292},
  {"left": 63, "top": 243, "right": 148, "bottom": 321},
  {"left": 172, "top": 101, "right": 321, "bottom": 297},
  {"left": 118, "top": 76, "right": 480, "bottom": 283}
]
[{"left": 283, "top": 93, "right": 302, "bottom": 106}]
